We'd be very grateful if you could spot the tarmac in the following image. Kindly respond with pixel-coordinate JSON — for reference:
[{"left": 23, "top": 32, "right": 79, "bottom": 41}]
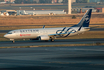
[
  {"left": 0, "top": 46, "right": 104, "bottom": 70},
  {"left": 0, "top": 38, "right": 104, "bottom": 47},
  {"left": 0, "top": 26, "right": 104, "bottom": 70}
]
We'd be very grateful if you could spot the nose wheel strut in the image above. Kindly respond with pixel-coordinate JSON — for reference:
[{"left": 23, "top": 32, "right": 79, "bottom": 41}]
[{"left": 12, "top": 40, "right": 15, "bottom": 43}]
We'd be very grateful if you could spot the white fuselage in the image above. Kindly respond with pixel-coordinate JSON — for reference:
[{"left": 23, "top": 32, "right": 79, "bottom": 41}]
[{"left": 4, "top": 27, "right": 89, "bottom": 40}]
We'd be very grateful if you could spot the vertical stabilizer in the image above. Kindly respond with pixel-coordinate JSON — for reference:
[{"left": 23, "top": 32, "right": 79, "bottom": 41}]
[{"left": 73, "top": 9, "right": 92, "bottom": 28}]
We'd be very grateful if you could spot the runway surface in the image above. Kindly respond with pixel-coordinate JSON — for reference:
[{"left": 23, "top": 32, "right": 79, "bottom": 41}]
[
  {"left": 0, "top": 46, "right": 104, "bottom": 70},
  {"left": 0, "top": 38, "right": 104, "bottom": 47}
]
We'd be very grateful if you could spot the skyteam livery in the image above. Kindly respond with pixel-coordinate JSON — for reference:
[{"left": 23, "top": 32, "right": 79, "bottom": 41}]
[{"left": 4, "top": 9, "right": 92, "bottom": 43}]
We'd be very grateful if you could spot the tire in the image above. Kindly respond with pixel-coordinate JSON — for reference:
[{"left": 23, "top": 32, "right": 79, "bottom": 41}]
[
  {"left": 12, "top": 40, "right": 15, "bottom": 43},
  {"left": 38, "top": 37, "right": 41, "bottom": 41},
  {"left": 50, "top": 38, "right": 54, "bottom": 42}
]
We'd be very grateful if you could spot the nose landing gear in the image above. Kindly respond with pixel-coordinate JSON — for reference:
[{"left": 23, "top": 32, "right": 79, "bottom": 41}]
[
  {"left": 10, "top": 39, "right": 15, "bottom": 43},
  {"left": 12, "top": 40, "right": 15, "bottom": 43}
]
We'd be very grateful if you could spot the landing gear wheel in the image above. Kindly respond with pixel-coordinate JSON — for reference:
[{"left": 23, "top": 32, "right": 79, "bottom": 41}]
[
  {"left": 38, "top": 37, "right": 41, "bottom": 41},
  {"left": 12, "top": 40, "right": 15, "bottom": 43},
  {"left": 51, "top": 38, "right": 54, "bottom": 42}
]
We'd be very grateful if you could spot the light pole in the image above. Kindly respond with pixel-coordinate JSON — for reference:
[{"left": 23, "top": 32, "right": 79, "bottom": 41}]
[{"left": 68, "top": 0, "right": 71, "bottom": 14}]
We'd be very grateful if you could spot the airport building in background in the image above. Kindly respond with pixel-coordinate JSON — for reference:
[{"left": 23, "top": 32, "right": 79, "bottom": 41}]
[
  {"left": 4, "top": 0, "right": 15, "bottom": 2},
  {"left": 58, "top": 0, "right": 103, "bottom": 3},
  {"left": 17, "top": 10, "right": 66, "bottom": 15},
  {"left": 30, "top": 0, "right": 39, "bottom": 3},
  {"left": 52, "top": 0, "right": 58, "bottom": 3},
  {"left": 71, "top": 0, "right": 76, "bottom": 3},
  {"left": 52, "top": 0, "right": 76, "bottom": 3},
  {"left": 58, "top": 0, "right": 63, "bottom": 3},
  {"left": 87, "top": 0, "right": 101, "bottom": 2},
  {"left": 76, "top": 0, "right": 104, "bottom": 3}
]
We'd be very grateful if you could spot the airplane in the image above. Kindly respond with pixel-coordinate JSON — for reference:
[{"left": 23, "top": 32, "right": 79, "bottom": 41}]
[{"left": 4, "top": 9, "right": 92, "bottom": 43}]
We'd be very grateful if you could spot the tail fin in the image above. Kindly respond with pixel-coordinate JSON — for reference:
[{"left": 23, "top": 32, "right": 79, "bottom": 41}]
[{"left": 73, "top": 9, "right": 92, "bottom": 27}]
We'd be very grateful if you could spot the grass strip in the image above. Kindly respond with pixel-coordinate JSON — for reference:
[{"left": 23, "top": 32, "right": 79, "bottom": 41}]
[
  {"left": 39, "top": 43, "right": 104, "bottom": 47},
  {"left": 0, "top": 43, "right": 104, "bottom": 49}
]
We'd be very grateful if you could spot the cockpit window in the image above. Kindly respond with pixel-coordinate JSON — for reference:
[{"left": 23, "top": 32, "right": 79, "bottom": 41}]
[{"left": 7, "top": 32, "right": 12, "bottom": 34}]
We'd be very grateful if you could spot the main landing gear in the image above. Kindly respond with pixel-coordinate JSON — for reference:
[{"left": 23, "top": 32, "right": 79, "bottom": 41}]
[
  {"left": 50, "top": 38, "right": 54, "bottom": 42},
  {"left": 50, "top": 37, "right": 55, "bottom": 42},
  {"left": 12, "top": 40, "right": 15, "bottom": 43}
]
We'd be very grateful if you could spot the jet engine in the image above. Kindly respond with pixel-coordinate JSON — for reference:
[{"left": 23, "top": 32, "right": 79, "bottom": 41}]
[{"left": 39, "top": 35, "right": 50, "bottom": 41}]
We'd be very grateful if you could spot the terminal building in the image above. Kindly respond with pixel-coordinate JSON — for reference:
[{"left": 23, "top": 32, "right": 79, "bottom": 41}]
[
  {"left": 87, "top": 0, "right": 101, "bottom": 2},
  {"left": 17, "top": 10, "right": 66, "bottom": 15}
]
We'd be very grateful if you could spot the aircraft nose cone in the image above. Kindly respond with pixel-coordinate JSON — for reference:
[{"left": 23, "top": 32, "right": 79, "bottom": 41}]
[{"left": 4, "top": 34, "right": 8, "bottom": 38}]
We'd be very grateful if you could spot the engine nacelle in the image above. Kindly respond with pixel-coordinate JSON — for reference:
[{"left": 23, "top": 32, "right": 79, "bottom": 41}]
[{"left": 39, "top": 35, "right": 50, "bottom": 41}]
